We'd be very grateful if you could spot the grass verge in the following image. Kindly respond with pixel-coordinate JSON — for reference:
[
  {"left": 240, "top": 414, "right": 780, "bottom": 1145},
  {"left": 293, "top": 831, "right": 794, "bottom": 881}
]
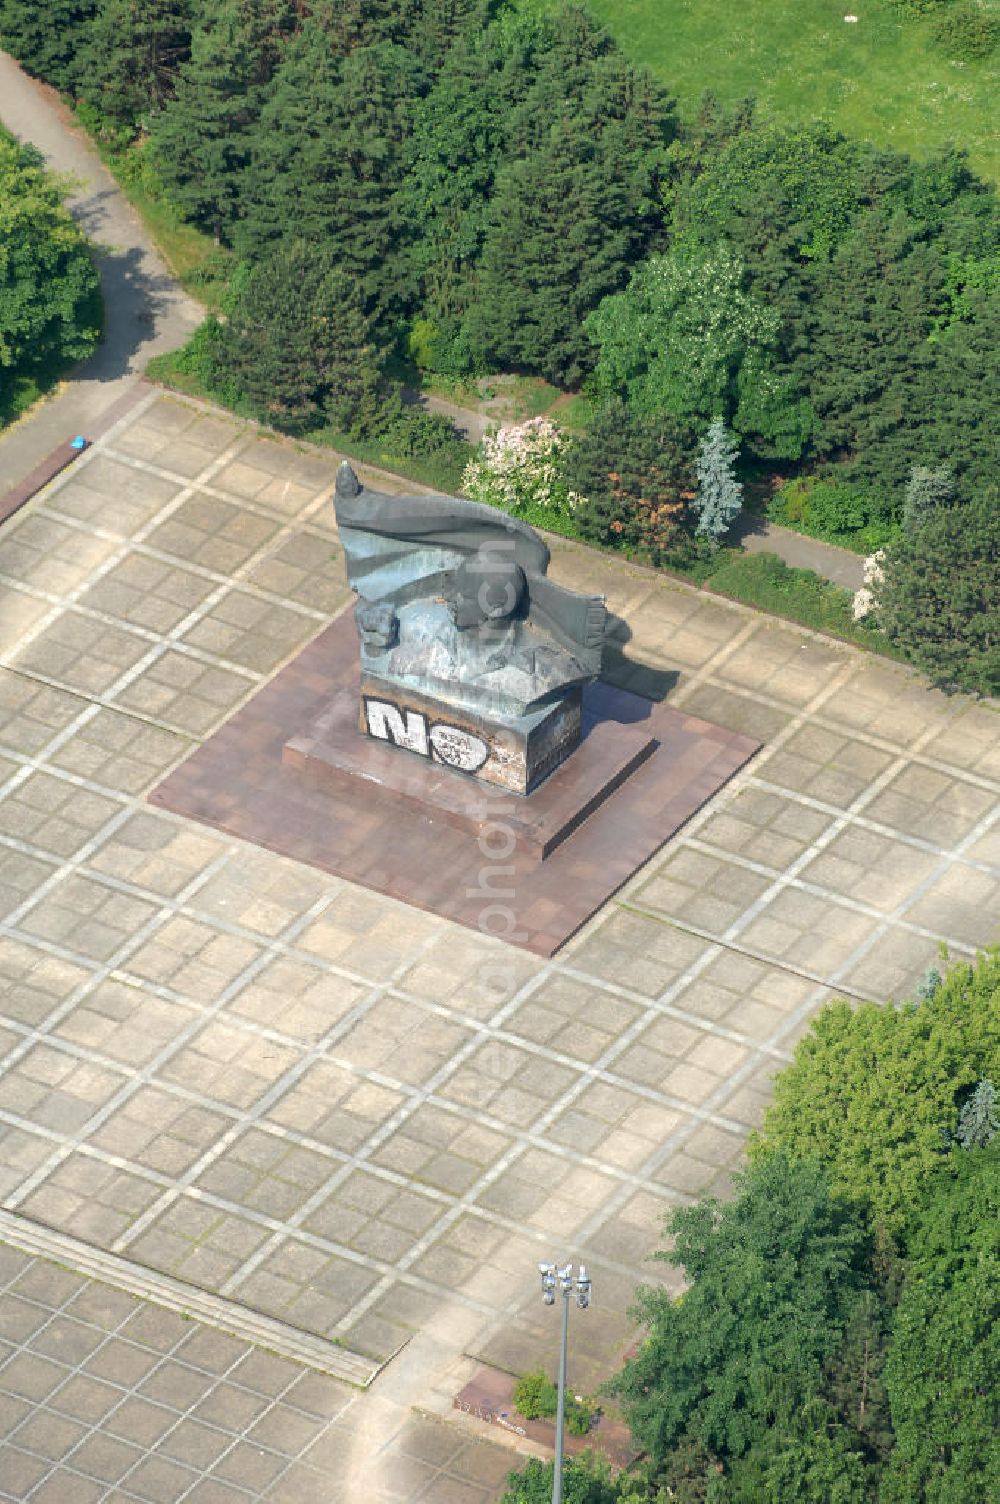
[
  {"left": 314, "top": 426, "right": 471, "bottom": 495},
  {"left": 699, "top": 550, "right": 897, "bottom": 655},
  {"left": 1, "top": 362, "right": 63, "bottom": 431}
]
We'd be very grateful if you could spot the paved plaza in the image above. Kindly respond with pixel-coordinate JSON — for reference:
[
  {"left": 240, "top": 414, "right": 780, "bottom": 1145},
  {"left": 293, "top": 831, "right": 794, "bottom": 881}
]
[{"left": 1, "top": 388, "right": 998, "bottom": 1500}]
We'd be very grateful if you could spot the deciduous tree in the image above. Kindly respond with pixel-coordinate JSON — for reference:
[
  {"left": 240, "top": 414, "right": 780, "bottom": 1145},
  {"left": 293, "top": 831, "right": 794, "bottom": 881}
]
[
  {"left": 752, "top": 950, "right": 1000, "bottom": 1233},
  {"left": 585, "top": 250, "right": 801, "bottom": 453},
  {"left": 881, "top": 1147, "right": 1000, "bottom": 1503},
  {"left": 0, "top": 137, "right": 100, "bottom": 403},
  {"left": 611, "top": 1154, "right": 872, "bottom": 1473}
]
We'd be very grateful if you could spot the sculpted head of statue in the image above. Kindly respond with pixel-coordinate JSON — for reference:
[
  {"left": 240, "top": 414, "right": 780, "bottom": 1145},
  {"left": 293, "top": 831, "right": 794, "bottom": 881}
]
[{"left": 447, "top": 551, "right": 527, "bottom": 629}]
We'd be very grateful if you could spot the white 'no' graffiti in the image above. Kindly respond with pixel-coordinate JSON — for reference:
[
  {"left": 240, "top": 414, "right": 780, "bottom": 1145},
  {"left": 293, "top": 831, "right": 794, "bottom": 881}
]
[{"left": 365, "top": 699, "right": 489, "bottom": 773}]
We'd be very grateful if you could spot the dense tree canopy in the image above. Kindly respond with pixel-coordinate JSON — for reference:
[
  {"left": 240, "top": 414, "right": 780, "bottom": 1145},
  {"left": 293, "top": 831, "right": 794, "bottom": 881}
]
[
  {"left": 148, "top": 0, "right": 293, "bottom": 242},
  {"left": 752, "top": 950, "right": 1000, "bottom": 1235},
  {"left": 587, "top": 955, "right": 999, "bottom": 1503},
  {"left": 80, "top": 0, "right": 193, "bottom": 125},
  {"left": 612, "top": 1152, "right": 878, "bottom": 1498},
  {"left": 237, "top": 30, "right": 421, "bottom": 325},
  {"left": 666, "top": 116, "right": 999, "bottom": 492},
  {"left": 0, "top": 0, "right": 97, "bottom": 93},
  {"left": 469, "top": 113, "right": 654, "bottom": 386},
  {"left": 881, "top": 1147, "right": 1000, "bottom": 1503},
  {"left": 5, "top": 0, "right": 996, "bottom": 690},
  {"left": 464, "top": 6, "right": 674, "bottom": 385},
  {"left": 0, "top": 136, "right": 100, "bottom": 408},
  {"left": 397, "top": 29, "right": 505, "bottom": 329}
]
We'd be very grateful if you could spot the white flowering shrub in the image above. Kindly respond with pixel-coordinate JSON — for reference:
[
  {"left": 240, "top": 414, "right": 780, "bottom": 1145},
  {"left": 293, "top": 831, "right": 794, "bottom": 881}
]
[
  {"left": 462, "top": 418, "right": 582, "bottom": 520},
  {"left": 863, "top": 549, "right": 886, "bottom": 586},
  {"left": 852, "top": 588, "right": 876, "bottom": 621},
  {"left": 852, "top": 549, "right": 886, "bottom": 620}
]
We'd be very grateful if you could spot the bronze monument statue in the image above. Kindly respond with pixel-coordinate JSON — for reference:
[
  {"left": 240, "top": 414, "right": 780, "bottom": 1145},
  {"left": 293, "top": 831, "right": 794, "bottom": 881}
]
[{"left": 332, "top": 462, "right": 607, "bottom": 793}]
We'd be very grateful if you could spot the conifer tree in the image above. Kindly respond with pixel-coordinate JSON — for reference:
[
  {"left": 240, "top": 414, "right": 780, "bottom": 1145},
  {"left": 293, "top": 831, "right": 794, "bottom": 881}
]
[
  {"left": 399, "top": 31, "right": 504, "bottom": 325},
  {"left": 466, "top": 7, "right": 671, "bottom": 386},
  {"left": 81, "top": 0, "right": 193, "bottom": 127},
  {"left": 798, "top": 206, "right": 950, "bottom": 494},
  {"left": 0, "top": 0, "right": 97, "bottom": 93},
  {"left": 469, "top": 113, "right": 658, "bottom": 387},
  {"left": 955, "top": 1079, "right": 998, "bottom": 1150},
  {"left": 564, "top": 400, "right": 695, "bottom": 562},
  {"left": 877, "top": 487, "right": 1000, "bottom": 694},
  {"left": 408, "top": 0, "right": 495, "bottom": 72},
  {"left": 693, "top": 418, "right": 743, "bottom": 540},
  {"left": 303, "top": 0, "right": 413, "bottom": 53},
  {"left": 915, "top": 966, "right": 943, "bottom": 1001},
  {"left": 902, "top": 463, "right": 955, "bottom": 532},
  {"left": 236, "top": 20, "right": 341, "bottom": 255},
  {"left": 214, "top": 240, "right": 381, "bottom": 435},
  {"left": 241, "top": 36, "right": 421, "bottom": 327},
  {"left": 148, "top": 0, "right": 293, "bottom": 243},
  {"left": 500, "top": 3, "right": 621, "bottom": 158}
]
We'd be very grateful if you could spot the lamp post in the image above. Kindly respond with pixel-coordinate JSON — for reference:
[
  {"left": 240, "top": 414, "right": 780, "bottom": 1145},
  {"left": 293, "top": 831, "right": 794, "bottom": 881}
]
[{"left": 538, "top": 1261, "right": 591, "bottom": 1504}]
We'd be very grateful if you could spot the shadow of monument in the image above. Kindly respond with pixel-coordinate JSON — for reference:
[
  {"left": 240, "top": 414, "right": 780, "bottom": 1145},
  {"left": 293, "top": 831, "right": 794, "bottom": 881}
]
[{"left": 598, "top": 611, "right": 679, "bottom": 708}]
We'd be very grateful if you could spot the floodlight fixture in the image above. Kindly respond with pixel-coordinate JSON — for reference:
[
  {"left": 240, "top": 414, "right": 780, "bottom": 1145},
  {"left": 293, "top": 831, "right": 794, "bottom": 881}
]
[{"left": 536, "top": 1261, "right": 593, "bottom": 1504}]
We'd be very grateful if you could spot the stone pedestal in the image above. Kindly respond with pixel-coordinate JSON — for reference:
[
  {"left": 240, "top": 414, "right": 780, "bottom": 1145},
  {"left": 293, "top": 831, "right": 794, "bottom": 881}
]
[
  {"left": 357, "top": 673, "right": 582, "bottom": 795},
  {"left": 284, "top": 689, "right": 655, "bottom": 863}
]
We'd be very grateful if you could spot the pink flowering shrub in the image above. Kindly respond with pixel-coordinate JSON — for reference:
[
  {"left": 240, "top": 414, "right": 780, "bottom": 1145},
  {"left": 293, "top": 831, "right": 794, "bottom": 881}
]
[{"left": 462, "top": 418, "right": 582, "bottom": 520}]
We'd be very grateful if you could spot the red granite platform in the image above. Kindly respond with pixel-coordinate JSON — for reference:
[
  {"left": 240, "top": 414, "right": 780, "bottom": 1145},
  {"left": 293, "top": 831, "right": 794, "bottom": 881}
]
[
  {"left": 149, "top": 612, "right": 759, "bottom": 957},
  {"left": 283, "top": 688, "right": 657, "bottom": 862}
]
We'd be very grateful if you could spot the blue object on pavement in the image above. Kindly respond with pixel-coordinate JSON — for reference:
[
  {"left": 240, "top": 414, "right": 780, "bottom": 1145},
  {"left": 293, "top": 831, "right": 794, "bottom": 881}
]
[{"left": 70, "top": 435, "right": 88, "bottom": 450}]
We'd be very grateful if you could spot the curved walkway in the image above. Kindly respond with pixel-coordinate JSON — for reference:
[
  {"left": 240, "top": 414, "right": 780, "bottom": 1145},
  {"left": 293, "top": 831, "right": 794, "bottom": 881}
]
[
  {"left": 735, "top": 515, "right": 866, "bottom": 592},
  {"left": 0, "top": 50, "right": 202, "bottom": 497}
]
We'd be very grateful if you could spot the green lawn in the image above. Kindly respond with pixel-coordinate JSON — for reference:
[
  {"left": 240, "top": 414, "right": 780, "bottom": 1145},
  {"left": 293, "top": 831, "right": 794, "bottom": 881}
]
[{"left": 580, "top": 0, "right": 999, "bottom": 182}]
